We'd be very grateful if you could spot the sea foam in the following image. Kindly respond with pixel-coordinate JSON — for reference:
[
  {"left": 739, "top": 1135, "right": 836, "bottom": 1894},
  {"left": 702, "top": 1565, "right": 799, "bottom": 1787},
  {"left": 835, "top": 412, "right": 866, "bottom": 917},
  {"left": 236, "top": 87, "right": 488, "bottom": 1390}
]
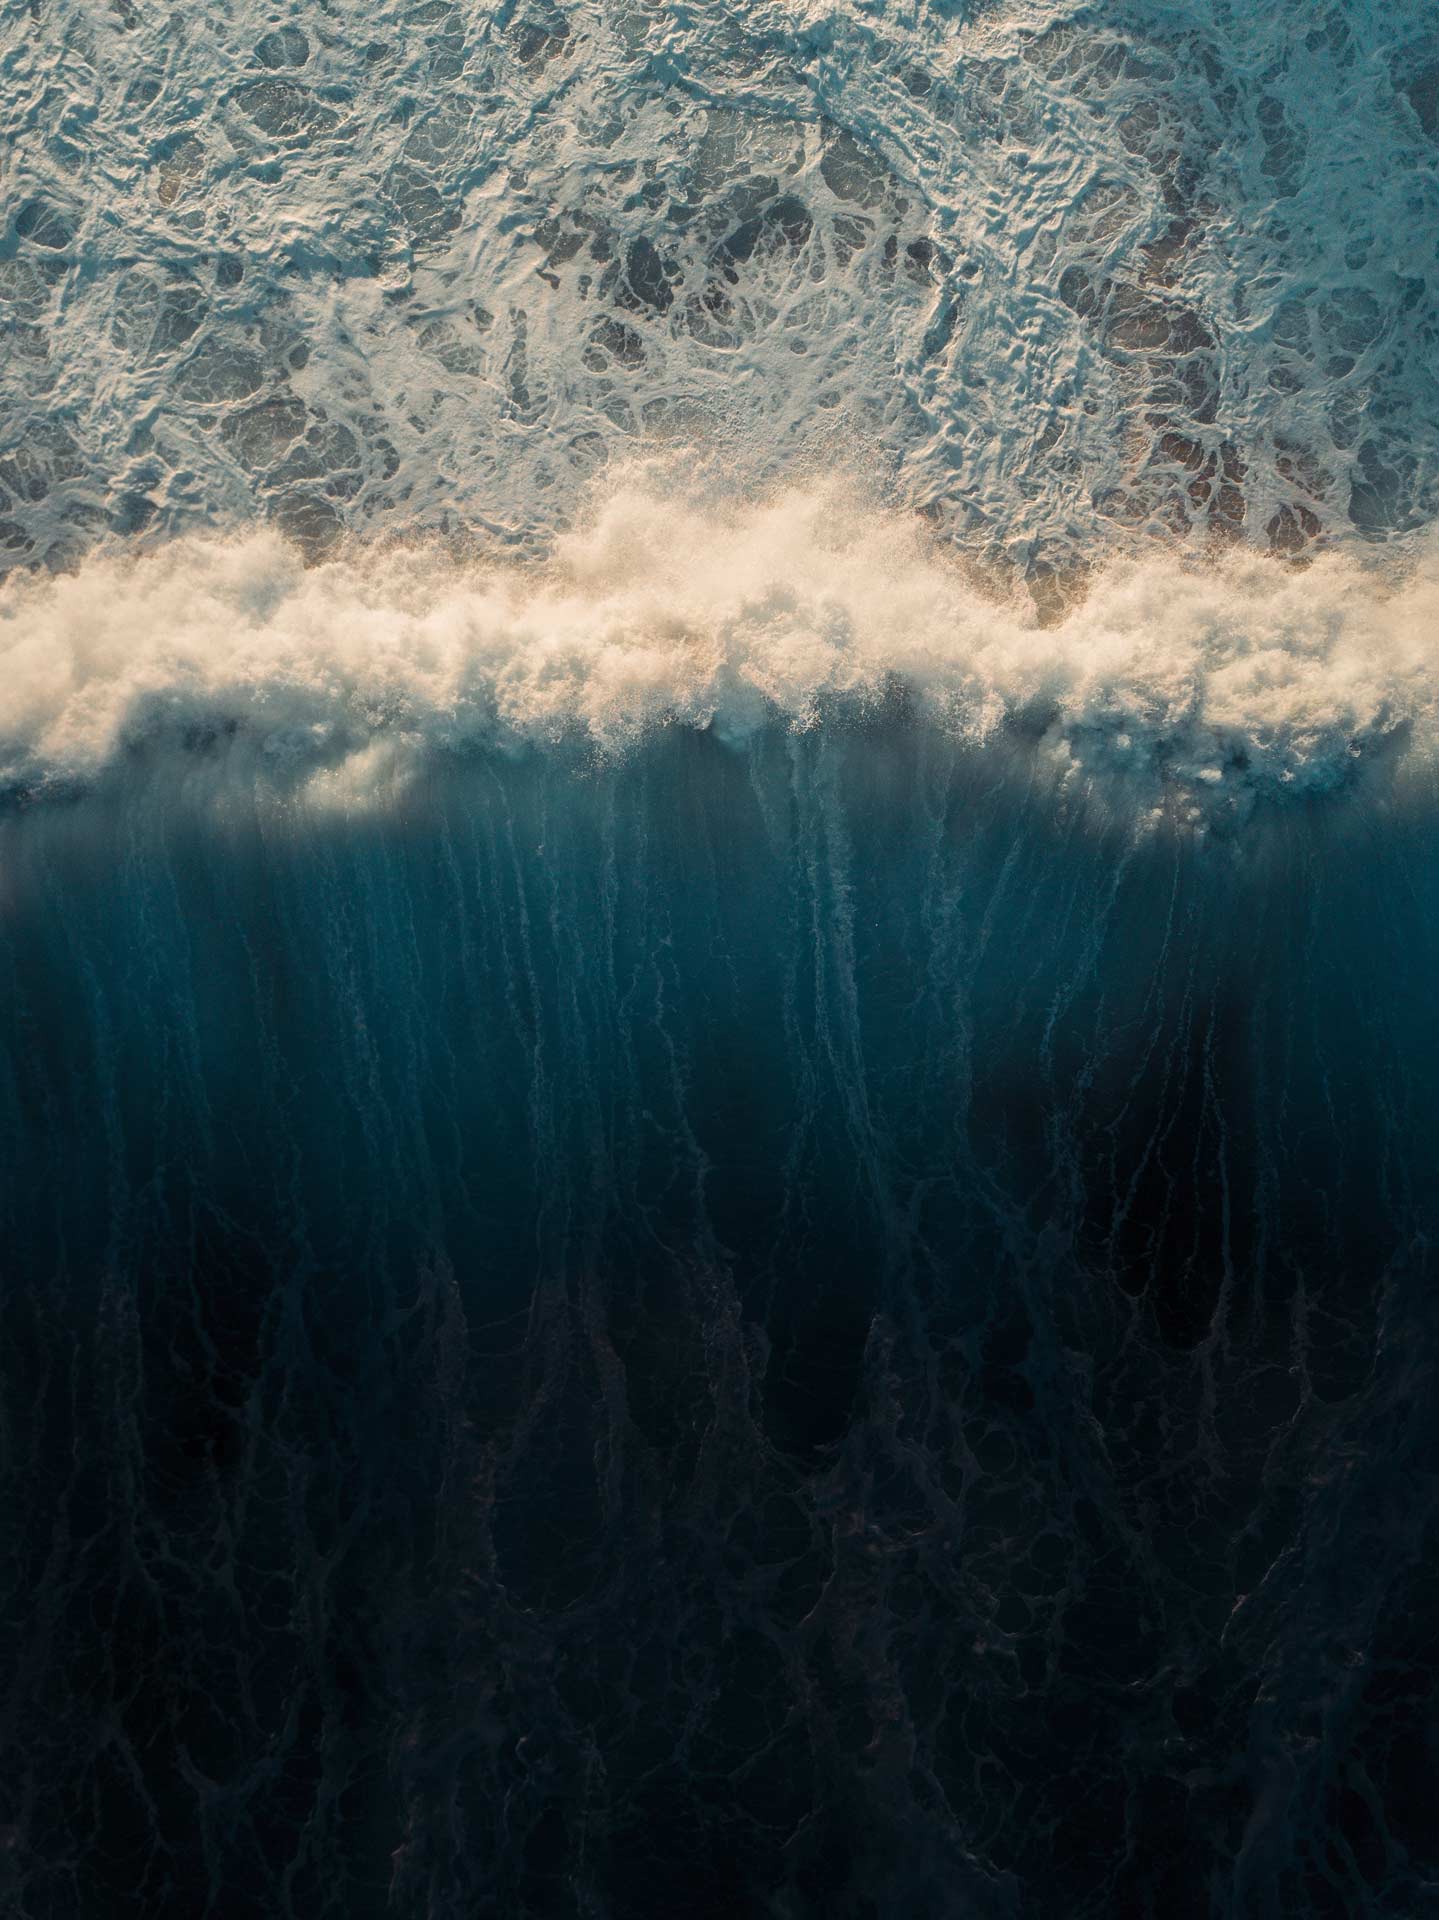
[{"left": 3, "top": 470, "right": 1436, "bottom": 826}]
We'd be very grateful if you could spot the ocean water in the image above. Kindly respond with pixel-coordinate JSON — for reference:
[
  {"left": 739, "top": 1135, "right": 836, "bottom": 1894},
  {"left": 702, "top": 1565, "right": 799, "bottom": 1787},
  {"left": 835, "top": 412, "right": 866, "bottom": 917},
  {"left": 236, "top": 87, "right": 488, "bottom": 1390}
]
[{"left": 3, "top": 2, "right": 1439, "bottom": 1916}]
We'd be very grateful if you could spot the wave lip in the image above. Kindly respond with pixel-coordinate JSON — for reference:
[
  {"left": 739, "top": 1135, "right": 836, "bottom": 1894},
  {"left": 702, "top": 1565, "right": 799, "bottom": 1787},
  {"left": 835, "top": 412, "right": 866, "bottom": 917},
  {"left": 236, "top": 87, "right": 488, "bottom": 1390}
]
[{"left": 2, "top": 478, "right": 1436, "bottom": 827}]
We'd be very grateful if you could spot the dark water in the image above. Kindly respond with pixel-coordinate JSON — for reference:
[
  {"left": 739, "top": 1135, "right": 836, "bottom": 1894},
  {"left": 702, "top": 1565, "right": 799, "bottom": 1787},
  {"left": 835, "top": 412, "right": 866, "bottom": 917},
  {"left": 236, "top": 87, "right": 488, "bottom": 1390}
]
[{"left": 3, "top": 722, "right": 1437, "bottom": 1917}]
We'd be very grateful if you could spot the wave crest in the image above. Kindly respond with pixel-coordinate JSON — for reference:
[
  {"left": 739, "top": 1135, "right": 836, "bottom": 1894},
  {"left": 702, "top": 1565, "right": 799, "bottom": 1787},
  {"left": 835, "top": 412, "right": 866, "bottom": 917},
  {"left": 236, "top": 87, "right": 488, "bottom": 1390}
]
[{"left": 3, "top": 474, "right": 1436, "bottom": 826}]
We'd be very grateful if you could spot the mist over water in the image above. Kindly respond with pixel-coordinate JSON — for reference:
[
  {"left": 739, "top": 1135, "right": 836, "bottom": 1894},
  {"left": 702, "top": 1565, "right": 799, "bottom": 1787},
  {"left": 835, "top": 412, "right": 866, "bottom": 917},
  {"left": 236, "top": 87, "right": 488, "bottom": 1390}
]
[{"left": 5, "top": 0, "right": 1439, "bottom": 1916}]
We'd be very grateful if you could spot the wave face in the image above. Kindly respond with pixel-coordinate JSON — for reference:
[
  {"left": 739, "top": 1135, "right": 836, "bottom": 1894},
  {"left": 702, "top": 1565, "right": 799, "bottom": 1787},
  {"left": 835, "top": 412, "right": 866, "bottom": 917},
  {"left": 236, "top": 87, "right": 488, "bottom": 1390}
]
[{"left": 6, "top": 2, "right": 1439, "bottom": 1918}]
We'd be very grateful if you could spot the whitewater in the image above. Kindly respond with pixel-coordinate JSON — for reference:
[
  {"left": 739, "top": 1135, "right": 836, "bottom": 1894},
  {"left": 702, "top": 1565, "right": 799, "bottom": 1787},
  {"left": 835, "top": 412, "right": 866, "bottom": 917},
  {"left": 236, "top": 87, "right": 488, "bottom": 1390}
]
[
  {"left": 4, "top": 1, "right": 1439, "bottom": 1918},
  {"left": 5, "top": 477, "right": 1439, "bottom": 829},
  {"left": 3, "top": 0, "right": 1437, "bottom": 572}
]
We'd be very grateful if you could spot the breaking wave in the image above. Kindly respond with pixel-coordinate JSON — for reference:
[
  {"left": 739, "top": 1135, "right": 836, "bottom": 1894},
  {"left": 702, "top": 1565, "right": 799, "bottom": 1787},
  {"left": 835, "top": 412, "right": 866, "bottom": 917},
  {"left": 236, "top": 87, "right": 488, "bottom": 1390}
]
[{"left": 4, "top": 469, "right": 1439, "bottom": 828}]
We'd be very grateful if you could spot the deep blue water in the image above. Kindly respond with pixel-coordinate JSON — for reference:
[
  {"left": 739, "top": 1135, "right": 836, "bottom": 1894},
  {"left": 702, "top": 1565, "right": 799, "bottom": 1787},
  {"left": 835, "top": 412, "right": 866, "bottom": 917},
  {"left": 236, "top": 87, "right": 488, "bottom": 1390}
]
[{"left": 4, "top": 724, "right": 1438, "bottom": 1916}]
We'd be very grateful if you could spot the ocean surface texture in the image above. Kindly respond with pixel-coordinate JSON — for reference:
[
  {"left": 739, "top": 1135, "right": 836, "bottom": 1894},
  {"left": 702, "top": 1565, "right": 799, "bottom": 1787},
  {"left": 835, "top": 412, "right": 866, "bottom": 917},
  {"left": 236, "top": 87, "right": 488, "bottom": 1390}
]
[{"left": 3, "top": 1, "right": 1439, "bottom": 1916}]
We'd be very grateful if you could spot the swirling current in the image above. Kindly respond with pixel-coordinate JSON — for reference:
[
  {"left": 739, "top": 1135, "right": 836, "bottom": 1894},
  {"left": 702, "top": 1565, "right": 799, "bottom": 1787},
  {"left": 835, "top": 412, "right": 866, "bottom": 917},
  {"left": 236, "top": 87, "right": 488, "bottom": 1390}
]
[{"left": 3, "top": 1, "right": 1439, "bottom": 1917}]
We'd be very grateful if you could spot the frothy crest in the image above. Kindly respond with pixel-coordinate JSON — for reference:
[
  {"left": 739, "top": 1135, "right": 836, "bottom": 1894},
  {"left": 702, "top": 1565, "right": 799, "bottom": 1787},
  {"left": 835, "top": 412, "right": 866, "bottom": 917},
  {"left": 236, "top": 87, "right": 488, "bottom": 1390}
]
[{"left": 3, "top": 473, "right": 1436, "bottom": 828}]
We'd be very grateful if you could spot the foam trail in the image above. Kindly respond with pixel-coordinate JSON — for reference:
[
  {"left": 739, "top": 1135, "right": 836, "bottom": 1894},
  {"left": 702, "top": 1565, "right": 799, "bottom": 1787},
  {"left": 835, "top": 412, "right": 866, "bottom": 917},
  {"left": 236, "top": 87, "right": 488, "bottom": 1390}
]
[{"left": 3, "top": 470, "right": 1438, "bottom": 827}]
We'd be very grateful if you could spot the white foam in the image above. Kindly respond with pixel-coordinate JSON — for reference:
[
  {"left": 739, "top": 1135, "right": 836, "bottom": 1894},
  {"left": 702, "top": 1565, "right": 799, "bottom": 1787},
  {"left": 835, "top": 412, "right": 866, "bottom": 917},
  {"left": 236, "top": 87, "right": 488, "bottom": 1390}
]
[
  {"left": 3, "top": 0, "right": 1435, "bottom": 571},
  {"left": 3, "top": 468, "right": 1435, "bottom": 826}
]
